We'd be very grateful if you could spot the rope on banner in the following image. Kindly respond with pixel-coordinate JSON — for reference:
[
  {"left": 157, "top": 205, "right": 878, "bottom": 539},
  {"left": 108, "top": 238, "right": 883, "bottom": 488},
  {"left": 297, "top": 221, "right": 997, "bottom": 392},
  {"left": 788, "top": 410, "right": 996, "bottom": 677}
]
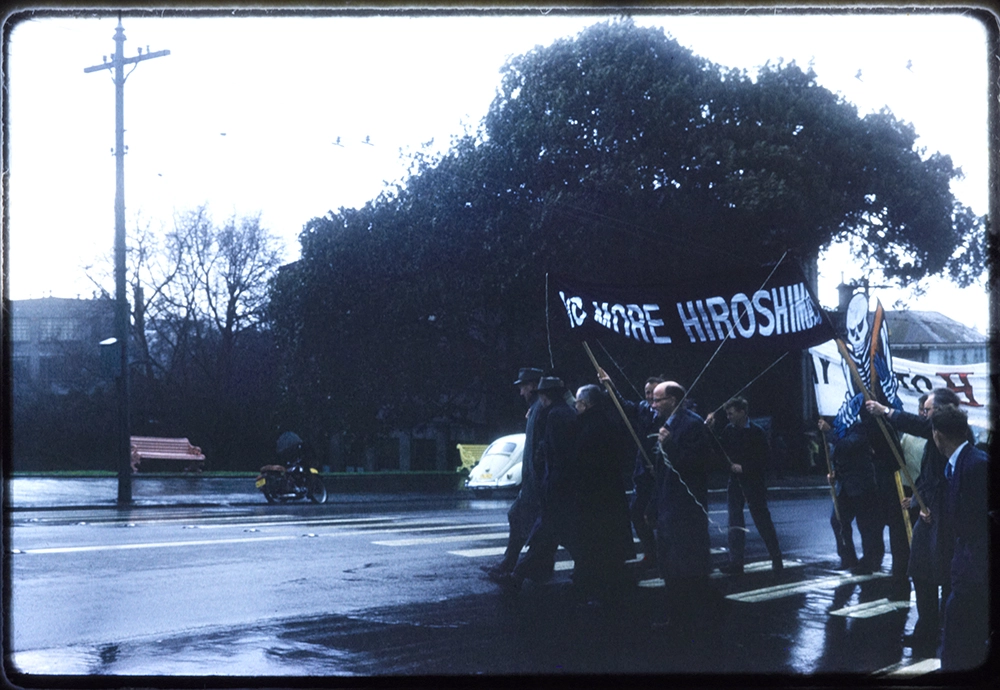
[
  {"left": 596, "top": 339, "right": 643, "bottom": 399},
  {"left": 545, "top": 272, "right": 555, "bottom": 370},
  {"left": 699, "top": 351, "right": 790, "bottom": 471},
  {"left": 677, "top": 251, "right": 789, "bottom": 412},
  {"left": 583, "top": 342, "right": 654, "bottom": 472},
  {"left": 705, "top": 352, "right": 790, "bottom": 420},
  {"left": 650, "top": 434, "right": 732, "bottom": 535}
]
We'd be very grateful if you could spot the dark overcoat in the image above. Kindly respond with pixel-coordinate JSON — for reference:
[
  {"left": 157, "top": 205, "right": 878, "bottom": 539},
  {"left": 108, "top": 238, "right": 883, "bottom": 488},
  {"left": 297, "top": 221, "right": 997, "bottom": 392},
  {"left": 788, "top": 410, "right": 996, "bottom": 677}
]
[
  {"left": 574, "top": 405, "right": 636, "bottom": 564},
  {"left": 507, "top": 396, "right": 546, "bottom": 541},
  {"left": 647, "top": 406, "right": 711, "bottom": 579},
  {"left": 537, "top": 399, "right": 579, "bottom": 542},
  {"left": 891, "top": 410, "right": 953, "bottom": 583}
]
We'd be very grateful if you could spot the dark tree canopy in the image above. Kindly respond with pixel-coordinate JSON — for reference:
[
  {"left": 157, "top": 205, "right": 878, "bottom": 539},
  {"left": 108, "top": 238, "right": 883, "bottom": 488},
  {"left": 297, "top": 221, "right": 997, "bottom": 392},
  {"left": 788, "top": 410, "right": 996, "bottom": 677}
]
[{"left": 270, "top": 19, "right": 985, "bottom": 448}]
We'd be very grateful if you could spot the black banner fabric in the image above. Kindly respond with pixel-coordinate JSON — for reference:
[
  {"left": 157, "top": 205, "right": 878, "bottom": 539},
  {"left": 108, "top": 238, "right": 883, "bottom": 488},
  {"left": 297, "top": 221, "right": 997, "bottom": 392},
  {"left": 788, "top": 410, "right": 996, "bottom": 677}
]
[{"left": 551, "top": 263, "right": 835, "bottom": 352}]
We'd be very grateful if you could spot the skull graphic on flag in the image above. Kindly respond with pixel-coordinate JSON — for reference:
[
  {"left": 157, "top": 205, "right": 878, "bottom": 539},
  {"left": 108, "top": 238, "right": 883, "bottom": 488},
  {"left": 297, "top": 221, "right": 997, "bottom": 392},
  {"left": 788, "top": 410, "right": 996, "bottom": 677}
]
[{"left": 832, "top": 293, "right": 903, "bottom": 438}]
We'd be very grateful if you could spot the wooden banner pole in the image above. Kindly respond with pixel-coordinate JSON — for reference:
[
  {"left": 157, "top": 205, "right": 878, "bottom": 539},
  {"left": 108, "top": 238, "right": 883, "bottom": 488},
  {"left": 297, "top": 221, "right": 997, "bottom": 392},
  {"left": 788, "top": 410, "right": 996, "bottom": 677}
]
[
  {"left": 582, "top": 342, "right": 654, "bottom": 473},
  {"left": 834, "top": 338, "right": 926, "bottom": 524}
]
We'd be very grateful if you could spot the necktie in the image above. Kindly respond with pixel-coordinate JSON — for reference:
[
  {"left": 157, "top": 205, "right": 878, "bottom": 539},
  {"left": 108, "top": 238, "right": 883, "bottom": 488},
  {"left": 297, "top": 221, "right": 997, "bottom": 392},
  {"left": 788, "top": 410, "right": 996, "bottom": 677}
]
[{"left": 945, "top": 462, "right": 954, "bottom": 479}]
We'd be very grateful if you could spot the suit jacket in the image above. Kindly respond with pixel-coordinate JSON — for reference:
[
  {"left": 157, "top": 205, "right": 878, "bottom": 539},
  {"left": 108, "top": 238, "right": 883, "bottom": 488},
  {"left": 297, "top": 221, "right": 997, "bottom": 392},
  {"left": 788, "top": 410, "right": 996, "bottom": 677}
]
[
  {"left": 944, "top": 443, "right": 989, "bottom": 589},
  {"left": 648, "top": 407, "right": 710, "bottom": 526}
]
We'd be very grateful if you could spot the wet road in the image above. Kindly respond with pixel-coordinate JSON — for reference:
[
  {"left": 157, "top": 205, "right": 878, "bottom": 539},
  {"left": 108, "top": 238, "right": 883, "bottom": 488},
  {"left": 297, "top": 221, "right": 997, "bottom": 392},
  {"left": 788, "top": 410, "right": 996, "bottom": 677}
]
[{"left": 5, "top": 478, "right": 944, "bottom": 681}]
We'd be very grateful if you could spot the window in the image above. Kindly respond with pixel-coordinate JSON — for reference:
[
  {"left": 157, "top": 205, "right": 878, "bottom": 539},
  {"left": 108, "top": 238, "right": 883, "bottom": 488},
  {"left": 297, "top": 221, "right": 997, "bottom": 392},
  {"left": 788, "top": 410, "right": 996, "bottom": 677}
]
[
  {"left": 38, "top": 318, "right": 82, "bottom": 341},
  {"left": 11, "top": 356, "right": 31, "bottom": 382},
  {"left": 11, "top": 321, "right": 32, "bottom": 342}
]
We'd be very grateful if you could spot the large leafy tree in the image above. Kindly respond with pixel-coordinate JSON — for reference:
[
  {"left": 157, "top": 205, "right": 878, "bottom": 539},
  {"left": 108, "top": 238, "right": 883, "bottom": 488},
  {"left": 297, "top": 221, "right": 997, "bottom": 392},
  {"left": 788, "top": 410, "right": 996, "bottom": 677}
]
[{"left": 271, "top": 19, "right": 984, "bottom": 452}]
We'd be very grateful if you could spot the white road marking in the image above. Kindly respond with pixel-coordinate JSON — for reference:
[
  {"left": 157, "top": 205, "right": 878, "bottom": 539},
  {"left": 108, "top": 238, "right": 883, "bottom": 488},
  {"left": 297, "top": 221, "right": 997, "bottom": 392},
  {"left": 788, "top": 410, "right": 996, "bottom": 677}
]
[
  {"left": 726, "top": 572, "right": 889, "bottom": 602},
  {"left": 710, "top": 559, "right": 804, "bottom": 579},
  {"left": 18, "top": 535, "right": 301, "bottom": 554},
  {"left": 369, "top": 522, "right": 508, "bottom": 534},
  {"left": 449, "top": 546, "right": 509, "bottom": 558},
  {"left": 185, "top": 516, "right": 401, "bottom": 529},
  {"left": 15, "top": 519, "right": 511, "bottom": 555},
  {"left": 639, "top": 561, "right": 808, "bottom": 584},
  {"left": 830, "top": 595, "right": 914, "bottom": 618},
  {"left": 876, "top": 657, "right": 941, "bottom": 676},
  {"left": 373, "top": 532, "right": 508, "bottom": 547}
]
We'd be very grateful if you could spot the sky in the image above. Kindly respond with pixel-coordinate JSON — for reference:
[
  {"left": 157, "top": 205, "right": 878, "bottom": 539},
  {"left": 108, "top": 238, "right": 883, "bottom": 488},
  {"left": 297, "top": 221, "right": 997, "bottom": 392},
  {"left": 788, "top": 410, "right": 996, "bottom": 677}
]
[{"left": 4, "top": 8, "right": 993, "bottom": 333}]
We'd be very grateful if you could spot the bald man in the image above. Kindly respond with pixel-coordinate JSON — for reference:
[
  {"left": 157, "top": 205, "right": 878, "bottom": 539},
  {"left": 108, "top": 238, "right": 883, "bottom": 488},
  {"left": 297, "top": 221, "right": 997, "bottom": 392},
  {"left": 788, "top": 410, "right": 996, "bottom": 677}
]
[{"left": 646, "top": 381, "right": 723, "bottom": 633}]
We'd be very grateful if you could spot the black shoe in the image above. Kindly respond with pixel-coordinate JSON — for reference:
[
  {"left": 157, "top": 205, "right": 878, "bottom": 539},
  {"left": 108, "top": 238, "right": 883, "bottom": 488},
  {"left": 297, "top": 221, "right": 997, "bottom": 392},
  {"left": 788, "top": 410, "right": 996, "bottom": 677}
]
[
  {"left": 487, "top": 570, "right": 521, "bottom": 593},
  {"left": 480, "top": 564, "right": 512, "bottom": 579},
  {"left": 771, "top": 559, "right": 784, "bottom": 572},
  {"left": 719, "top": 562, "right": 744, "bottom": 575}
]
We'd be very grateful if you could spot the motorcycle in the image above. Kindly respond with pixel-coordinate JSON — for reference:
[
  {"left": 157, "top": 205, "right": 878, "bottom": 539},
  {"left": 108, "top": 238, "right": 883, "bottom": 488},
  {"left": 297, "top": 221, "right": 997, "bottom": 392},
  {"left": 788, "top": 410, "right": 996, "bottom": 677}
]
[{"left": 256, "top": 432, "right": 328, "bottom": 504}]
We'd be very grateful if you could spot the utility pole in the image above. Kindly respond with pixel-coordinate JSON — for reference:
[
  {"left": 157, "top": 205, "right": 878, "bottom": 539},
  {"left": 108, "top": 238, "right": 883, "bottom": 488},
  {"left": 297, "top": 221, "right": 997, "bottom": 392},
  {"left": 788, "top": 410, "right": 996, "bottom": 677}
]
[{"left": 84, "top": 15, "right": 169, "bottom": 505}]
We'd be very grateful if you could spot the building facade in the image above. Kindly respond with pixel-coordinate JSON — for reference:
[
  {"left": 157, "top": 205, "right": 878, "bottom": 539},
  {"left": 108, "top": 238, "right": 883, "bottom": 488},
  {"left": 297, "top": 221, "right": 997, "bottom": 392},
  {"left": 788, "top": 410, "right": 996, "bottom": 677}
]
[{"left": 9, "top": 297, "right": 115, "bottom": 395}]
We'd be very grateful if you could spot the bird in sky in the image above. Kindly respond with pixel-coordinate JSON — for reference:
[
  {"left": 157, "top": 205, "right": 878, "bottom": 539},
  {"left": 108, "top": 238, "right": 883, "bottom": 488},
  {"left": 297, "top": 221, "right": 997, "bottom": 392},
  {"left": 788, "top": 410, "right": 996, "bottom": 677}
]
[{"left": 906, "top": 59, "right": 913, "bottom": 71}]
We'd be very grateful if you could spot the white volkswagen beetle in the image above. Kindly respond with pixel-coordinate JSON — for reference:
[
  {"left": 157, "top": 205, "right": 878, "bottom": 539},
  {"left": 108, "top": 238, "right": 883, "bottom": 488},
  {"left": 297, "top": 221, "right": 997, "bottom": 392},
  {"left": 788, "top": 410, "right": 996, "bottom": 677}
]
[{"left": 464, "top": 433, "right": 525, "bottom": 495}]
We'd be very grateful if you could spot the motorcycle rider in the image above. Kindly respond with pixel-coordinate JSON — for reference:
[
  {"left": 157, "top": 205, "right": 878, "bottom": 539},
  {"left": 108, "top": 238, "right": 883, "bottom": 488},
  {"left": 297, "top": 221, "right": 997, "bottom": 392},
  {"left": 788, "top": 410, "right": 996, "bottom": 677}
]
[{"left": 277, "top": 431, "right": 308, "bottom": 472}]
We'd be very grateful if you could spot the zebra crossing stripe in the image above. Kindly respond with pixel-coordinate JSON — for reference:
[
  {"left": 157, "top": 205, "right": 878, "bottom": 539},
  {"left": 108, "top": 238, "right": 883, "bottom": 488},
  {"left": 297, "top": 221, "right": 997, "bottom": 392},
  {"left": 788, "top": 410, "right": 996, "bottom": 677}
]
[
  {"left": 876, "top": 657, "right": 941, "bottom": 676},
  {"left": 450, "top": 546, "right": 509, "bottom": 558},
  {"left": 373, "top": 533, "right": 508, "bottom": 546},
  {"left": 726, "top": 572, "right": 889, "bottom": 602},
  {"left": 710, "top": 559, "right": 804, "bottom": 578},
  {"left": 830, "top": 595, "right": 914, "bottom": 618},
  {"left": 449, "top": 545, "right": 568, "bottom": 558}
]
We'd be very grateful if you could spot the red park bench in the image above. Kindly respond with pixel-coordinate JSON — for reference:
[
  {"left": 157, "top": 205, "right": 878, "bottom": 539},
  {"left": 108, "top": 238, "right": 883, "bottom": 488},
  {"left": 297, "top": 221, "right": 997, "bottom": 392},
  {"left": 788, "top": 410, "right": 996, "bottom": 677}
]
[{"left": 130, "top": 436, "right": 206, "bottom": 473}]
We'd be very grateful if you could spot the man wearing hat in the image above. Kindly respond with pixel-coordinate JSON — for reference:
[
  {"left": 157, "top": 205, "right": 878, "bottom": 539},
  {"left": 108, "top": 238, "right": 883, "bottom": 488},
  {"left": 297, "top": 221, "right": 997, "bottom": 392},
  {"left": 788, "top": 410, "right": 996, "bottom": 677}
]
[
  {"left": 483, "top": 367, "right": 546, "bottom": 578},
  {"left": 491, "top": 376, "right": 577, "bottom": 590}
]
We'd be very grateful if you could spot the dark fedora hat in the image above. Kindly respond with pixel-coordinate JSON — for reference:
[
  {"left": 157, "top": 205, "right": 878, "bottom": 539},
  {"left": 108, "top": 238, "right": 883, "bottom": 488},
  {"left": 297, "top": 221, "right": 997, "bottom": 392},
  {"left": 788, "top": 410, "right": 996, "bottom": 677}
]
[
  {"left": 536, "top": 376, "right": 565, "bottom": 392},
  {"left": 513, "top": 367, "right": 544, "bottom": 385}
]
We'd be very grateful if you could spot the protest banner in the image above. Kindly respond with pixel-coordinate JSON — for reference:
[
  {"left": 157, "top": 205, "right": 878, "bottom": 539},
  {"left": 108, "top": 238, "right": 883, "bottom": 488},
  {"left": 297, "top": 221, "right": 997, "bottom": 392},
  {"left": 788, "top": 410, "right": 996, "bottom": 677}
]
[
  {"left": 810, "top": 338, "right": 990, "bottom": 432},
  {"left": 552, "top": 262, "right": 835, "bottom": 352}
]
